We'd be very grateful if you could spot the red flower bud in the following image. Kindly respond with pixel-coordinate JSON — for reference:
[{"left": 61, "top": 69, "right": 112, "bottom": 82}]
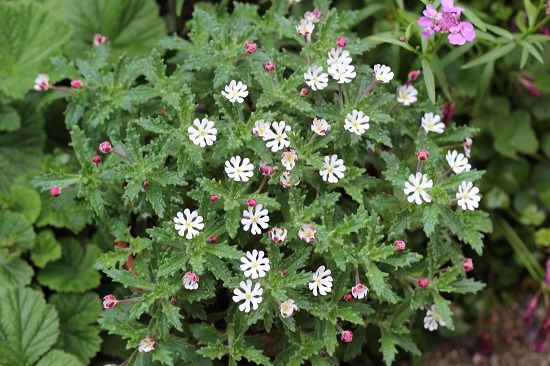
[
  {"left": 343, "top": 293, "right": 353, "bottom": 302},
  {"left": 259, "top": 161, "right": 276, "bottom": 176},
  {"left": 281, "top": 268, "right": 289, "bottom": 276},
  {"left": 209, "top": 235, "right": 218, "bottom": 244},
  {"left": 340, "top": 330, "right": 353, "bottom": 343},
  {"left": 98, "top": 140, "right": 112, "bottom": 153},
  {"left": 337, "top": 36, "right": 347, "bottom": 48},
  {"left": 523, "top": 295, "right": 538, "bottom": 324},
  {"left": 415, "top": 149, "right": 430, "bottom": 161},
  {"left": 102, "top": 294, "right": 117, "bottom": 309},
  {"left": 244, "top": 41, "right": 257, "bottom": 54},
  {"left": 50, "top": 185, "right": 61, "bottom": 198},
  {"left": 170, "top": 297, "right": 177, "bottom": 305},
  {"left": 442, "top": 101, "right": 456, "bottom": 125},
  {"left": 418, "top": 277, "right": 429, "bottom": 288},
  {"left": 393, "top": 240, "right": 406, "bottom": 252},
  {"left": 408, "top": 70, "right": 421, "bottom": 83},
  {"left": 264, "top": 60, "right": 276, "bottom": 72},
  {"left": 300, "top": 87, "right": 309, "bottom": 96},
  {"left": 210, "top": 194, "right": 218, "bottom": 202},
  {"left": 247, "top": 198, "right": 257, "bottom": 207},
  {"left": 92, "top": 155, "right": 101, "bottom": 165},
  {"left": 142, "top": 180, "right": 149, "bottom": 189},
  {"left": 463, "top": 258, "right": 474, "bottom": 272},
  {"left": 71, "top": 79, "right": 83, "bottom": 88}
]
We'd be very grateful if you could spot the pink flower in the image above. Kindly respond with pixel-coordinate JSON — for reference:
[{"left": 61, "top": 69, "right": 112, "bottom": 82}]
[
  {"left": 102, "top": 295, "right": 117, "bottom": 309},
  {"left": 418, "top": 0, "right": 476, "bottom": 45},
  {"left": 98, "top": 141, "right": 112, "bottom": 153},
  {"left": 247, "top": 198, "right": 257, "bottom": 207},
  {"left": 182, "top": 271, "right": 199, "bottom": 290},
  {"left": 244, "top": 41, "right": 257, "bottom": 54},
  {"left": 343, "top": 293, "right": 353, "bottom": 302},
  {"left": 337, "top": 36, "right": 347, "bottom": 48},
  {"left": 93, "top": 33, "right": 108, "bottom": 46},
  {"left": 448, "top": 21, "right": 476, "bottom": 45},
  {"left": 394, "top": 240, "right": 406, "bottom": 252},
  {"left": 210, "top": 194, "right": 218, "bottom": 202},
  {"left": 138, "top": 337, "right": 156, "bottom": 353},
  {"left": 298, "top": 224, "right": 317, "bottom": 243},
  {"left": 351, "top": 283, "right": 368, "bottom": 299},
  {"left": 71, "top": 79, "right": 83, "bottom": 88},
  {"left": 259, "top": 161, "right": 276, "bottom": 176},
  {"left": 463, "top": 258, "right": 474, "bottom": 272},
  {"left": 34, "top": 74, "right": 50, "bottom": 91},
  {"left": 340, "top": 330, "right": 353, "bottom": 343},
  {"left": 50, "top": 186, "right": 61, "bottom": 198},
  {"left": 523, "top": 296, "right": 538, "bottom": 324},
  {"left": 463, "top": 137, "right": 473, "bottom": 158},
  {"left": 418, "top": 277, "right": 429, "bottom": 288},
  {"left": 92, "top": 155, "right": 101, "bottom": 165},
  {"left": 416, "top": 149, "right": 430, "bottom": 161},
  {"left": 264, "top": 60, "right": 276, "bottom": 72},
  {"left": 304, "top": 8, "right": 323, "bottom": 23},
  {"left": 269, "top": 227, "right": 288, "bottom": 244}
]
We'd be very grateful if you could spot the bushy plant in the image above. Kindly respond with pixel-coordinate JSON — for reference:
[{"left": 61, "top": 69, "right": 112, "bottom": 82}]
[{"left": 28, "top": 1, "right": 494, "bottom": 365}]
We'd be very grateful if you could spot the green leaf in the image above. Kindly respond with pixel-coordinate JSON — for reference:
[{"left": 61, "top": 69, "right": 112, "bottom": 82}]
[
  {"left": 364, "top": 260, "right": 399, "bottom": 304},
  {"left": 421, "top": 59, "right": 436, "bottom": 104},
  {"left": 52, "top": 0, "right": 166, "bottom": 57},
  {"left": 36, "top": 350, "right": 84, "bottom": 366},
  {"left": 0, "top": 105, "right": 21, "bottom": 132},
  {"left": 421, "top": 204, "right": 440, "bottom": 236},
  {"left": 462, "top": 43, "right": 516, "bottom": 69},
  {"left": 31, "top": 230, "right": 62, "bottom": 268},
  {"left": 0, "top": 2, "right": 72, "bottom": 98},
  {"left": 380, "top": 333, "right": 398, "bottom": 366},
  {"left": 0, "top": 257, "right": 34, "bottom": 289},
  {"left": 7, "top": 185, "right": 41, "bottom": 223},
  {"left": 49, "top": 293, "right": 102, "bottom": 363},
  {"left": 37, "top": 239, "right": 102, "bottom": 292},
  {"left": 433, "top": 293, "right": 454, "bottom": 331},
  {"left": 535, "top": 228, "right": 550, "bottom": 247},
  {"left": 0, "top": 287, "right": 60, "bottom": 366},
  {"left": 446, "top": 278, "right": 486, "bottom": 294},
  {"left": 0, "top": 211, "right": 35, "bottom": 257}
]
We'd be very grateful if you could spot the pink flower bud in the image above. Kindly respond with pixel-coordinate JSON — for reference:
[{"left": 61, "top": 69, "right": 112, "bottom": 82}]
[
  {"left": 170, "top": 297, "right": 177, "bottom": 305},
  {"left": 546, "top": 258, "right": 550, "bottom": 285},
  {"left": 102, "top": 294, "right": 117, "bottom": 309},
  {"left": 407, "top": 70, "right": 421, "bottom": 83},
  {"left": 247, "top": 198, "right": 257, "bottom": 207},
  {"left": 244, "top": 41, "right": 257, "bottom": 54},
  {"left": 50, "top": 185, "right": 61, "bottom": 198},
  {"left": 259, "top": 161, "right": 276, "bottom": 176},
  {"left": 209, "top": 235, "right": 218, "bottom": 244},
  {"left": 394, "top": 240, "right": 406, "bottom": 252},
  {"left": 337, "top": 36, "right": 347, "bottom": 48},
  {"left": 415, "top": 149, "right": 430, "bottom": 161},
  {"left": 71, "top": 79, "right": 83, "bottom": 88},
  {"left": 34, "top": 74, "right": 50, "bottom": 91},
  {"left": 281, "top": 268, "right": 289, "bottom": 276},
  {"left": 92, "top": 155, "right": 101, "bottom": 165},
  {"left": 442, "top": 101, "right": 456, "bottom": 125},
  {"left": 519, "top": 74, "right": 541, "bottom": 98},
  {"left": 340, "top": 330, "right": 353, "bottom": 343},
  {"left": 93, "top": 33, "right": 108, "bottom": 46},
  {"left": 210, "top": 194, "right": 218, "bottom": 202},
  {"left": 463, "top": 258, "right": 474, "bottom": 272},
  {"left": 138, "top": 337, "right": 156, "bottom": 353},
  {"left": 142, "top": 180, "right": 149, "bottom": 189},
  {"left": 98, "top": 141, "right": 112, "bottom": 153},
  {"left": 418, "top": 277, "right": 429, "bottom": 288},
  {"left": 264, "top": 60, "right": 276, "bottom": 72},
  {"left": 523, "top": 295, "right": 538, "bottom": 324},
  {"left": 300, "top": 87, "right": 309, "bottom": 96},
  {"left": 343, "top": 293, "right": 353, "bottom": 302},
  {"left": 269, "top": 227, "right": 288, "bottom": 244}
]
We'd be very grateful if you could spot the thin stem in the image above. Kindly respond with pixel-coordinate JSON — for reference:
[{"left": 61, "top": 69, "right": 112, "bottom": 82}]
[
  {"left": 257, "top": 176, "right": 269, "bottom": 193},
  {"left": 52, "top": 86, "right": 75, "bottom": 96},
  {"left": 308, "top": 134, "right": 318, "bottom": 144},
  {"left": 437, "top": 168, "right": 452, "bottom": 183},
  {"left": 354, "top": 267, "right": 360, "bottom": 285},
  {"left": 335, "top": 323, "right": 344, "bottom": 333},
  {"left": 363, "top": 79, "right": 378, "bottom": 98},
  {"left": 416, "top": 160, "right": 424, "bottom": 174},
  {"left": 388, "top": 101, "right": 399, "bottom": 115},
  {"left": 338, "top": 84, "right": 344, "bottom": 109},
  {"left": 112, "top": 150, "right": 135, "bottom": 164},
  {"left": 117, "top": 296, "right": 145, "bottom": 305}
]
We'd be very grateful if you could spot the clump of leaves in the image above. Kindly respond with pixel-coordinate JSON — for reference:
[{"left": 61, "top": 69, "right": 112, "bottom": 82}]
[{"left": 34, "top": 1, "right": 491, "bottom": 365}]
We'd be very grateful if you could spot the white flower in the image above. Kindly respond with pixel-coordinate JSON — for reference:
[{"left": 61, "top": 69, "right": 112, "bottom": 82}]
[
  {"left": 421, "top": 113, "right": 445, "bottom": 134},
  {"left": 241, "top": 204, "right": 270, "bottom": 235},
  {"left": 304, "top": 65, "right": 329, "bottom": 91},
  {"left": 328, "top": 63, "right": 356, "bottom": 84},
  {"left": 188, "top": 118, "right": 217, "bottom": 147},
  {"left": 311, "top": 118, "right": 331, "bottom": 136},
  {"left": 327, "top": 47, "right": 352, "bottom": 67},
  {"left": 233, "top": 279, "right": 263, "bottom": 313},
  {"left": 309, "top": 265, "right": 333, "bottom": 296},
  {"left": 456, "top": 181, "right": 481, "bottom": 211},
  {"left": 281, "top": 149, "right": 298, "bottom": 170},
  {"left": 182, "top": 271, "right": 199, "bottom": 290},
  {"left": 351, "top": 283, "right": 368, "bottom": 299},
  {"left": 269, "top": 227, "right": 288, "bottom": 244},
  {"left": 320, "top": 155, "right": 346, "bottom": 183},
  {"left": 221, "top": 80, "right": 248, "bottom": 103},
  {"left": 138, "top": 338, "right": 156, "bottom": 353},
  {"left": 373, "top": 64, "right": 394, "bottom": 83},
  {"left": 403, "top": 173, "right": 433, "bottom": 205},
  {"left": 280, "top": 299, "right": 298, "bottom": 318},
  {"left": 225, "top": 156, "right": 254, "bottom": 182},
  {"left": 240, "top": 249, "right": 270, "bottom": 279},
  {"left": 446, "top": 150, "right": 471, "bottom": 174},
  {"left": 173, "top": 209, "right": 204, "bottom": 239},
  {"left": 296, "top": 19, "right": 315, "bottom": 37},
  {"left": 298, "top": 224, "right": 317, "bottom": 243},
  {"left": 344, "top": 110, "right": 370, "bottom": 136},
  {"left": 397, "top": 85, "right": 418, "bottom": 106},
  {"left": 264, "top": 121, "right": 291, "bottom": 152},
  {"left": 34, "top": 74, "right": 50, "bottom": 91},
  {"left": 252, "top": 120, "right": 271, "bottom": 138},
  {"left": 424, "top": 305, "right": 446, "bottom": 331},
  {"left": 463, "top": 137, "right": 473, "bottom": 158}
]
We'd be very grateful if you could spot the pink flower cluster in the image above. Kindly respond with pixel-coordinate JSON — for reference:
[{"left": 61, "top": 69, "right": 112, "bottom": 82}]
[{"left": 417, "top": 0, "right": 476, "bottom": 46}]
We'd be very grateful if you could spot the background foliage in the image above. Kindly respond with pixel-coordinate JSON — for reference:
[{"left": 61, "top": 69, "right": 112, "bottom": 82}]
[{"left": 0, "top": 0, "right": 548, "bottom": 365}]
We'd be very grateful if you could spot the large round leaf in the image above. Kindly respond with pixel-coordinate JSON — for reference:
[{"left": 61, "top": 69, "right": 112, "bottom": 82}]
[
  {"left": 0, "top": 287, "right": 60, "bottom": 366},
  {"left": 0, "top": 211, "right": 35, "bottom": 258},
  {"left": 36, "top": 350, "right": 83, "bottom": 366},
  {"left": 0, "top": 2, "right": 72, "bottom": 98}
]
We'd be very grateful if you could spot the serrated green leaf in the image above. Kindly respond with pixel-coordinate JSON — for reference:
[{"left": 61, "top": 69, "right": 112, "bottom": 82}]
[
  {"left": 36, "top": 350, "right": 84, "bottom": 366},
  {"left": 31, "top": 230, "right": 62, "bottom": 268},
  {"left": 0, "top": 211, "right": 35, "bottom": 258},
  {"left": 0, "top": 257, "right": 34, "bottom": 289}
]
